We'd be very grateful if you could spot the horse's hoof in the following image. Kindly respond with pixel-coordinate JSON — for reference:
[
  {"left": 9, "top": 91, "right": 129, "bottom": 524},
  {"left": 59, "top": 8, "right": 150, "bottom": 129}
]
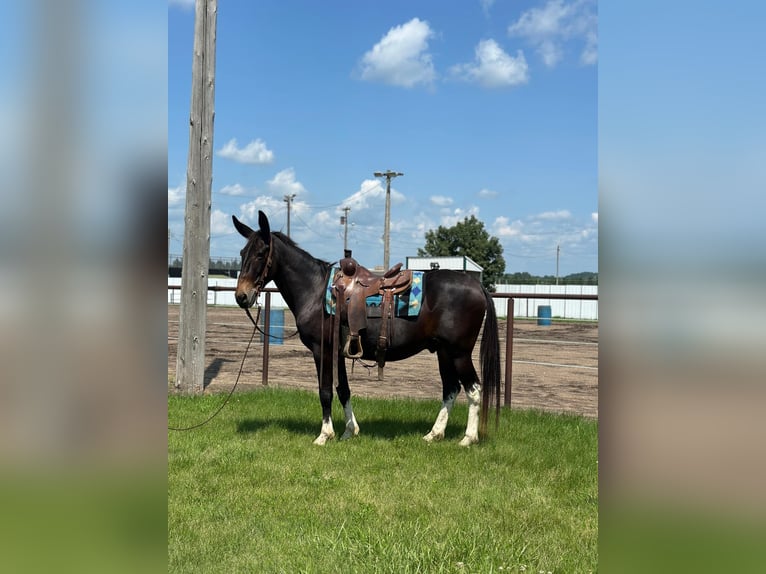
[
  {"left": 340, "top": 426, "right": 359, "bottom": 440},
  {"left": 423, "top": 431, "right": 444, "bottom": 443},
  {"left": 313, "top": 432, "right": 334, "bottom": 446},
  {"left": 459, "top": 435, "right": 478, "bottom": 447}
]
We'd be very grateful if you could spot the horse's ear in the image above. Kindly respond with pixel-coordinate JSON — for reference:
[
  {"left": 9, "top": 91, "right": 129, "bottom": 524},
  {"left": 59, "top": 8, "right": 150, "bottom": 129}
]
[
  {"left": 232, "top": 215, "right": 254, "bottom": 239},
  {"left": 258, "top": 211, "right": 271, "bottom": 244}
]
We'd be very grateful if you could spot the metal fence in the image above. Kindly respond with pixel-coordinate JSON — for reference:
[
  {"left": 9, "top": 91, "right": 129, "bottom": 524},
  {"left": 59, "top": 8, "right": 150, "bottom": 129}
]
[
  {"left": 168, "top": 284, "right": 597, "bottom": 410},
  {"left": 168, "top": 278, "right": 598, "bottom": 320}
]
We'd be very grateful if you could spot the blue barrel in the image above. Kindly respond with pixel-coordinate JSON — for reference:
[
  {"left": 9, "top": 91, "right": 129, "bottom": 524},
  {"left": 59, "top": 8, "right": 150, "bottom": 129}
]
[
  {"left": 537, "top": 305, "right": 552, "bottom": 326},
  {"left": 260, "top": 308, "right": 285, "bottom": 345}
]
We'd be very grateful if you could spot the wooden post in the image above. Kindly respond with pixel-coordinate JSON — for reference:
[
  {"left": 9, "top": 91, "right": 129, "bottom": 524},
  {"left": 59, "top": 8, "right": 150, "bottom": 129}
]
[
  {"left": 504, "top": 297, "right": 514, "bottom": 407},
  {"left": 175, "top": 0, "right": 217, "bottom": 393},
  {"left": 262, "top": 292, "right": 271, "bottom": 386}
]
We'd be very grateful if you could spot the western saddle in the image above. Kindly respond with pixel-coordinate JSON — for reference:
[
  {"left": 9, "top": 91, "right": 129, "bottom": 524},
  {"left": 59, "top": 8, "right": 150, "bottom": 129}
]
[{"left": 331, "top": 249, "right": 413, "bottom": 380}]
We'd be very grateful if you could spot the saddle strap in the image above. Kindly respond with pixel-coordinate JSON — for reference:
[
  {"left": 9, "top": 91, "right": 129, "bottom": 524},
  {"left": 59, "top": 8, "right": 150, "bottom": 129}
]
[
  {"left": 332, "top": 283, "right": 344, "bottom": 388},
  {"left": 375, "top": 289, "right": 397, "bottom": 380}
]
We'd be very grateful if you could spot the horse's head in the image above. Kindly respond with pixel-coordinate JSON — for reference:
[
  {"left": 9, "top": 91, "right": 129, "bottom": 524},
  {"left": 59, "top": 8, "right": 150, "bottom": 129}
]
[{"left": 232, "top": 211, "right": 273, "bottom": 308}]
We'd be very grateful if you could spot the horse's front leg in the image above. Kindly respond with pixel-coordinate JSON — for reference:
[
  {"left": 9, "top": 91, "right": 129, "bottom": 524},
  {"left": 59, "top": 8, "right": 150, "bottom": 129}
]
[
  {"left": 336, "top": 357, "right": 359, "bottom": 440},
  {"left": 313, "top": 349, "right": 335, "bottom": 446}
]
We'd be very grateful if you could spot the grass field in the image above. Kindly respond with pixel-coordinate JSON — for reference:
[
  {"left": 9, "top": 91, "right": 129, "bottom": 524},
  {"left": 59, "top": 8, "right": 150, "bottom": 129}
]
[{"left": 168, "top": 388, "right": 597, "bottom": 573}]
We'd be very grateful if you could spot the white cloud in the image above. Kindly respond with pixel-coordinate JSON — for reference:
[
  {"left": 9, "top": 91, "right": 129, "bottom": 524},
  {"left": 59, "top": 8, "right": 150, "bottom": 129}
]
[
  {"left": 450, "top": 39, "right": 529, "bottom": 88},
  {"left": 478, "top": 188, "right": 498, "bottom": 199},
  {"left": 342, "top": 179, "right": 405, "bottom": 213},
  {"left": 493, "top": 216, "right": 524, "bottom": 238},
  {"left": 219, "top": 183, "right": 247, "bottom": 196},
  {"left": 266, "top": 168, "right": 306, "bottom": 197},
  {"left": 480, "top": 0, "right": 496, "bottom": 17},
  {"left": 359, "top": 18, "right": 436, "bottom": 88},
  {"left": 314, "top": 210, "right": 333, "bottom": 226},
  {"left": 580, "top": 29, "right": 598, "bottom": 65},
  {"left": 508, "top": 0, "right": 597, "bottom": 67},
  {"left": 510, "top": 1, "right": 571, "bottom": 39},
  {"left": 440, "top": 206, "right": 480, "bottom": 227},
  {"left": 430, "top": 195, "right": 454, "bottom": 207},
  {"left": 538, "top": 40, "right": 563, "bottom": 68},
  {"left": 168, "top": 0, "right": 195, "bottom": 10},
  {"left": 537, "top": 209, "right": 572, "bottom": 220},
  {"left": 211, "top": 209, "right": 233, "bottom": 235},
  {"left": 216, "top": 138, "right": 275, "bottom": 165},
  {"left": 591, "top": 212, "right": 598, "bottom": 223},
  {"left": 343, "top": 179, "right": 386, "bottom": 211},
  {"left": 239, "top": 196, "right": 284, "bottom": 224},
  {"left": 168, "top": 184, "right": 184, "bottom": 207}
]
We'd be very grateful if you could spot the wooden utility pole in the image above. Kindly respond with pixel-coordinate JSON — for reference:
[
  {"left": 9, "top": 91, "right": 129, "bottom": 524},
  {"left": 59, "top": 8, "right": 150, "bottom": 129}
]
[
  {"left": 175, "top": 0, "right": 218, "bottom": 393},
  {"left": 373, "top": 170, "right": 403, "bottom": 270},
  {"left": 340, "top": 206, "right": 350, "bottom": 251},
  {"left": 283, "top": 193, "right": 296, "bottom": 237}
]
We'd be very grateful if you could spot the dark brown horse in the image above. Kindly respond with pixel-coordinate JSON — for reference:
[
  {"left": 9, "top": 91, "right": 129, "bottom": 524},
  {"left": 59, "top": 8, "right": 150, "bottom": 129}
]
[{"left": 233, "top": 211, "right": 500, "bottom": 446}]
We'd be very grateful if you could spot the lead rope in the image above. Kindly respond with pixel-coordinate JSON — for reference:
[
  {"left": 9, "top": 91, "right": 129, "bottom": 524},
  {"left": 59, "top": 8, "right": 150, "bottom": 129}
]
[{"left": 168, "top": 306, "right": 260, "bottom": 431}]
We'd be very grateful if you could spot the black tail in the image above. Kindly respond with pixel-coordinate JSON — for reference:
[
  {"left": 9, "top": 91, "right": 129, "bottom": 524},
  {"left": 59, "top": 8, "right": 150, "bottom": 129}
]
[{"left": 479, "top": 288, "right": 501, "bottom": 439}]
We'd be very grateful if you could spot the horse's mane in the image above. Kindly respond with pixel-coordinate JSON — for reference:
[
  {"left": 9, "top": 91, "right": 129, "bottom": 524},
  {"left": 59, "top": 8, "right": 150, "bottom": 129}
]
[{"left": 272, "top": 231, "right": 332, "bottom": 267}]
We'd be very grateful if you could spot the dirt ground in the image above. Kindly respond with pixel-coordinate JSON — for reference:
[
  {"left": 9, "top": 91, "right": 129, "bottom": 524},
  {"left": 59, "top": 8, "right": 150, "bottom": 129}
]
[{"left": 168, "top": 305, "right": 598, "bottom": 419}]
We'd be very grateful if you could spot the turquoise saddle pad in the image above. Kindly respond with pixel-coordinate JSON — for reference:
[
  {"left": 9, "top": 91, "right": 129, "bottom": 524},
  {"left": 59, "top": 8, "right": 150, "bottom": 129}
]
[{"left": 325, "top": 270, "right": 424, "bottom": 318}]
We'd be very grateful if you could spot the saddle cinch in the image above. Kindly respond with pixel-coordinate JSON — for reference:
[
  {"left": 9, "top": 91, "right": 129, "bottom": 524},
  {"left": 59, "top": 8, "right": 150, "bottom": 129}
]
[{"left": 331, "top": 250, "right": 413, "bottom": 380}]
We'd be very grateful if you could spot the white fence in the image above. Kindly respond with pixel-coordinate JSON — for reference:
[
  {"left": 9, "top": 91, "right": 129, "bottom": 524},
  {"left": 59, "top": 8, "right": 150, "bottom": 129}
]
[
  {"left": 493, "top": 284, "right": 598, "bottom": 320},
  {"left": 168, "top": 279, "right": 598, "bottom": 320},
  {"left": 167, "top": 278, "right": 287, "bottom": 308}
]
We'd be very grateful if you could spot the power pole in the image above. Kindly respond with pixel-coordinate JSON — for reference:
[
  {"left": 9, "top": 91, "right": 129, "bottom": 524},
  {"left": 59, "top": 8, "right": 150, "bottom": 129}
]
[
  {"left": 283, "top": 193, "right": 296, "bottom": 237},
  {"left": 340, "top": 206, "right": 350, "bottom": 251},
  {"left": 556, "top": 243, "right": 560, "bottom": 285},
  {"left": 175, "top": 0, "right": 218, "bottom": 394},
  {"left": 373, "top": 170, "right": 403, "bottom": 270}
]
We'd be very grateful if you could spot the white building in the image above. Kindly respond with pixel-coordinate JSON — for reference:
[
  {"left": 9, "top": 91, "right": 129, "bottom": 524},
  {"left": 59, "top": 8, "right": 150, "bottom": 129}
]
[{"left": 405, "top": 255, "right": 483, "bottom": 284}]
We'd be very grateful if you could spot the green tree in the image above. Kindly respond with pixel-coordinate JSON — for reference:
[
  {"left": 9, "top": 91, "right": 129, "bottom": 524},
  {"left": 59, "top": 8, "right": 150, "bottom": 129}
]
[
  {"left": 418, "top": 215, "right": 505, "bottom": 291},
  {"left": 499, "top": 271, "right": 598, "bottom": 285}
]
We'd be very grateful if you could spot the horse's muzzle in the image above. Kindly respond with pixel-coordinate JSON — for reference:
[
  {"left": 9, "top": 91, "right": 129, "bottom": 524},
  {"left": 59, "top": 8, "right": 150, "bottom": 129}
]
[{"left": 235, "top": 291, "right": 252, "bottom": 308}]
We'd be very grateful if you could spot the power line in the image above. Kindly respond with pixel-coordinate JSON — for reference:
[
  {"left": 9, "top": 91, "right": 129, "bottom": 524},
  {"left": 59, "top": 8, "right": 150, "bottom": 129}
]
[
  {"left": 302, "top": 201, "right": 345, "bottom": 210},
  {"left": 291, "top": 211, "right": 339, "bottom": 241}
]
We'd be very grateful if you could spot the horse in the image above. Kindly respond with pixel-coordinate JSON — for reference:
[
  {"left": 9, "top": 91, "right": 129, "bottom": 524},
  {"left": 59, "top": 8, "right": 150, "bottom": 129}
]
[{"left": 232, "top": 211, "right": 501, "bottom": 446}]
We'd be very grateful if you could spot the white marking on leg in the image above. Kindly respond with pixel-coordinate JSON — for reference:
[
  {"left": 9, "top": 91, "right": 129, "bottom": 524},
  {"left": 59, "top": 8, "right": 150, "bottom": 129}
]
[
  {"left": 313, "top": 417, "right": 335, "bottom": 446},
  {"left": 459, "top": 384, "right": 481, "bottom": 447},
  {"left": 340, "top": 400, "right": 360, "bottom": 440},
  {"left": 423, "top": 392, "right": 457, "bottom": 442}
]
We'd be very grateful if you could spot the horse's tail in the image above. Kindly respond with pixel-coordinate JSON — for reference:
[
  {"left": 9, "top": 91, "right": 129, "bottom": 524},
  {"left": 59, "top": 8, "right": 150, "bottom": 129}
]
[{"left": 479, "top": 288, "right": 502, "bottom": 439}]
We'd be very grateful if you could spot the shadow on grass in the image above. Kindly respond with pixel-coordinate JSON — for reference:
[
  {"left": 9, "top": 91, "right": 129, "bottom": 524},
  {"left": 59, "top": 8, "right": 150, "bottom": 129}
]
[
  {"left": 236, "top": 417, "right": 317, "bottom": 437},
  {"left": 203, "top": 357, "right": 235, "bottom": 389},
  {"left": 235, "top": 416, "right": 464, "bottom": 441}
]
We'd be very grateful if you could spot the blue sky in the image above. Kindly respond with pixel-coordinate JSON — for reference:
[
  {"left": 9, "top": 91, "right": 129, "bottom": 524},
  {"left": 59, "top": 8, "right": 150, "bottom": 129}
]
[{"left": 168, "top": 0, "right": 597, "bottom": 276}]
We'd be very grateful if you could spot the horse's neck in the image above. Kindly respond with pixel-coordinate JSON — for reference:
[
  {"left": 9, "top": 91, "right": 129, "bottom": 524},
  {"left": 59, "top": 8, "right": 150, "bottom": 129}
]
[{"left": 270, "top": 236, "right": 328, "bottom": 318}]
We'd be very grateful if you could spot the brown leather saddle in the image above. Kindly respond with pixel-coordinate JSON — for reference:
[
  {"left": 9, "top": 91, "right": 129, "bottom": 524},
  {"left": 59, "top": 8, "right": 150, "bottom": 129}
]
[{"left": 331, "top": 251, "right": 413, "bottom": 380}]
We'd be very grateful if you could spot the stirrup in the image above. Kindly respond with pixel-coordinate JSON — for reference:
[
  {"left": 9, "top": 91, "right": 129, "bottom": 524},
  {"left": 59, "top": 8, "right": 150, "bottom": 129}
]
[{"left": 343, "top": 335, "right": 364, "bottom": 359}]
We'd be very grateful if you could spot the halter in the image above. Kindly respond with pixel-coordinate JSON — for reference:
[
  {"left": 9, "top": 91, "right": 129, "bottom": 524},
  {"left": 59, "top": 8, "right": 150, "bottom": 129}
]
[
  {"left": 244, "top": 233, "right": 274, "bottom": 327},
  {"left": 243, "top": 235, "right": 300, "bottom": 343},
  {"left": 251, "top": 232, "right": 275, "bottom": 294}
]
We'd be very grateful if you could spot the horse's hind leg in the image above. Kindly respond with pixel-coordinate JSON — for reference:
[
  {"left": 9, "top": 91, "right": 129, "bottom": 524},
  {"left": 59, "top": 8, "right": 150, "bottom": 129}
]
[
  {"left": 455, "top": 355, "right": 481, "bottom": 447},
  {"left": 424, "top": 350, "right": 461, "bottom": 442},
  {"left": 459, "top": 383, "right": 481, "bottom": 447},
  {"left": 336, "top": 358, "right": 359, "bottom": 440}
]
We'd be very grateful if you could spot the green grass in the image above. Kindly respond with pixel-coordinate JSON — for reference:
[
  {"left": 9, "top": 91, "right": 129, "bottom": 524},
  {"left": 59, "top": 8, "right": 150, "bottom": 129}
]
[{"left": 169, "top": 388, "right": 597, "bottom": 573}]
